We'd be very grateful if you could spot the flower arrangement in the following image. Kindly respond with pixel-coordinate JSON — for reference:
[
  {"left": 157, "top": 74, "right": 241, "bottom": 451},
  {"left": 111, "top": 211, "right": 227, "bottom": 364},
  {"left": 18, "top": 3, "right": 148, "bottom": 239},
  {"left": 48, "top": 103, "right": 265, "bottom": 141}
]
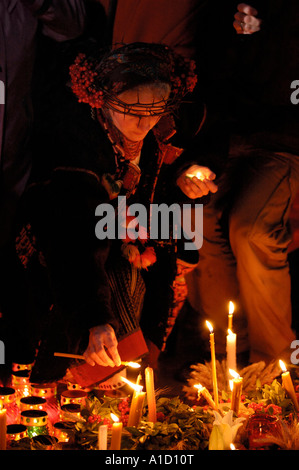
[{"left": 7, "top": 363, "right": 299, "bottom": 451}]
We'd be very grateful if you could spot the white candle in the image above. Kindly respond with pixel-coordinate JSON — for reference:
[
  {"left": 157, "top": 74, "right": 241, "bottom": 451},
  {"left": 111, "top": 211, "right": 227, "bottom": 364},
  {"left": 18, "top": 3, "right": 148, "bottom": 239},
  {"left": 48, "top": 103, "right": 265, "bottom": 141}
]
[
  {"left": 226, "top": 329, "right": 237, "bottom": 377},
  {"left": 228, "top": 301, "right": 234, "bottom": 330},
  {"left": 98, "top": 424, "right": 108, "bottom": 450}
]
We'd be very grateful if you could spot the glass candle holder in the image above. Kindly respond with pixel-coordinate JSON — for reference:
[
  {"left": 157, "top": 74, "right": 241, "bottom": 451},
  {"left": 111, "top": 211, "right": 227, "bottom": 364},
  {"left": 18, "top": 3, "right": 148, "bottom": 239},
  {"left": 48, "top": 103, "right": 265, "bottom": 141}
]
[
  {"left": 31, "top": 434, "right": 59, "bottom": 450},
  {"left": 247, "top": 413, "right": 281, "bottom": 449},
  {"left": 20, "top": 396, "right": 47, "bottom": 412},
  {"left": 53, "top": 421, "right": 73, "bottom": 443},
  {"left": 60, "top": 390, "right": 87, "bottom": 407},
  {"left": 11, "top": 370, "right": 31, "bottom": 400},
  {"left": 0, "top": 387, "right": 19, "bottom": 425},
  {"left": 6, "top": 424, "right": 27, "bottom": 443},
  {"left": 30, "top": 383, "right": 57, "bottom": 400},
  {"left": 60, "top": 404, "right": 82, "bottom": 422},
  {"left": 12, "top": 362, "right": 33, "bottom": 372},
  {"left": 20, "top": 410, "right": 48, "bottom": 438}
]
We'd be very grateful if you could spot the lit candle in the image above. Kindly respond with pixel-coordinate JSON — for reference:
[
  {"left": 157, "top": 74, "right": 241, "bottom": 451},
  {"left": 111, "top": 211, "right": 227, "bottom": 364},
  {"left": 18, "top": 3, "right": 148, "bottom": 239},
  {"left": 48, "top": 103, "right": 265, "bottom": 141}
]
[
  {"left": 229, "top": 369, "right": 243, "bottom": 415},
  {"left": 228, "top": 301, "right": 234, "bottom": 330},
  {"left": 279, "top": 360, "right": 299, "bottom": 412},
  {"left": 145, "top": 367, "right": 156, "bottom": 423},
  {"left": 98, "top": 424, "right": 108, "bottom": 450},
  {"left": 186, "top": 171, "right": 205, "bottom": 181},
  {"left": 226, "top": 329, "right": 237, "bottom": 378},
  {"left": 110, "top": 414, "right": 123, "bottom": 450},
  {"left": 0, "top": 408, "right": 7, "bottom": 450},
  {"left": 194, "top": 384, "right": 217, "bottom": 411},
  {"left": 121, "top": 377, "right": 146, "bottom": 427},
  {"left": 206, "top": 321, "right": 219, "bottom": 408}
]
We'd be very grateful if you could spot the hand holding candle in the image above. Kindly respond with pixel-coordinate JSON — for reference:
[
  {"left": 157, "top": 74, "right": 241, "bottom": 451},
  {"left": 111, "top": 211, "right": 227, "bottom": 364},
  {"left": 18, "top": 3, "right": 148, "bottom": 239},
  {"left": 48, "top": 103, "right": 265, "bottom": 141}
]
[
  {"left": 177, "top": 165, "right": 218, "bottom": 199},
  {"left": 279, "top": 360, "right": 299, "bottom": 412}
]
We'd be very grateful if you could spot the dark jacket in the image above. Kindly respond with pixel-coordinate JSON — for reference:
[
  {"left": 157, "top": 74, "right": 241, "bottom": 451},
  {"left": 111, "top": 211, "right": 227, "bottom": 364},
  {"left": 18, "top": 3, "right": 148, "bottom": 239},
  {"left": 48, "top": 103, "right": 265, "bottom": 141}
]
[
  {"left": 0, "top": 0, "right": 86, "bottom": 248},
  {"left": 14, "top": 87, "right": 218, "bottom": 382}
]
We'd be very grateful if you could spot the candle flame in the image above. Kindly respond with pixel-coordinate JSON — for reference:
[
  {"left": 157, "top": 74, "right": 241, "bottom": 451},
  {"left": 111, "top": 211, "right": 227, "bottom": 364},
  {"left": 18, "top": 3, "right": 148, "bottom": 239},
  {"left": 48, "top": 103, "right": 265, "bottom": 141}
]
[
  {"left": 229, "top": 369, "right": 240, "bottom": 379},
  {"left": 227, "top": 329, "right": 234, "bottom": 336},
  {"left": 110, "top": 413, "right": 119, "bottom": 423},
  {"left": 186, "top": 171, "right": 205, "bottom": 181},
  {"left": 230, "top": 443, "right": 236, "bottom": 450},
  {"left": 120, "top": 376, "right": 143, "bottom": 392},
  {"left": 194, "top": 383, "right": 204, "bottom": 391},
  {"left": 125, "top": 362, "right": 141, "bottom": 369},
  {"left": 229, "top": 380, "right": 233, "bottom": 391},
  {"left": 229, "top": 301, "right": 235, "bottom": 315},
  {"left": 279, "top": 359, "right": 287, "bottom": 372},
  {"left": 206, "top": 320, "right": 213, "bottom": 333}
]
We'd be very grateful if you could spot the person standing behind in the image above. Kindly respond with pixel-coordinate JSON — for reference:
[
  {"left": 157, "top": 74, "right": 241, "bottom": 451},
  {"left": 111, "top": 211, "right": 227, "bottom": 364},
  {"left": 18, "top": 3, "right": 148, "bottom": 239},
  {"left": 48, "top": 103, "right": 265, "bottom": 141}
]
[{"left": 0, "top": 0, "right": 86, "bottom": 382}]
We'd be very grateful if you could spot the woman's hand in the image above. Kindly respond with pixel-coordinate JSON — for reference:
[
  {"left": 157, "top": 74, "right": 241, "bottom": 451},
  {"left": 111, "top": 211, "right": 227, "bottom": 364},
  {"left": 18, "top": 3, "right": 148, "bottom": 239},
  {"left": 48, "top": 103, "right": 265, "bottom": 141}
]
[
  {"left": 176, "top": 165, "right": 218, "bottom": 199},
  {"left": 83, "top": 324, "right": 122, "bottom": 367},
  {"left": 233, "top": 3, "right": 262, "bottom": 34}
]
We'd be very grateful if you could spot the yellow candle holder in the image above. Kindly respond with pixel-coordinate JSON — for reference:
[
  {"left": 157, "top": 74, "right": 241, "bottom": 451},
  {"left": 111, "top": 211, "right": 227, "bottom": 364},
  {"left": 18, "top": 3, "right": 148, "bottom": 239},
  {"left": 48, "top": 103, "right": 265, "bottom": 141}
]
[
  {"left": 53, "top": 421, "right": 72, "bottom": 443},
  {"left": 60, "top": 390, "right": 87, "bottom": 407},
  {"left": 20, "top": 410, "right": 49, "bottom": 438},
  {"left": 60, "top": 403, "right": 82, "bottom": 421},
  {"left": 6, "top": 424, "right": 28, "bottom": 442},
  {"left": 0, "top": 387, "right": 16, "bottom": 406},
  {"left": 12, "top": 362, "right": 33, "bottom": 372},
  {"left": 31, "top": 383, "right": 57, "bottom": 399},
  {"left": 20, "top": 396, "right": 47, "bottom": 412}
]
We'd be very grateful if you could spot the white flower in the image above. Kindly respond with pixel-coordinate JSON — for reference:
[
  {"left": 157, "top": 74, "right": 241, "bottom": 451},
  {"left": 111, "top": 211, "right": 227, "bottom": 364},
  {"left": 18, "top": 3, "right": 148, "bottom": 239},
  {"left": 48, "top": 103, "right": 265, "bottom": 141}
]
[{"left": 209, "top": 410, "right": 245, "bottom": 450}]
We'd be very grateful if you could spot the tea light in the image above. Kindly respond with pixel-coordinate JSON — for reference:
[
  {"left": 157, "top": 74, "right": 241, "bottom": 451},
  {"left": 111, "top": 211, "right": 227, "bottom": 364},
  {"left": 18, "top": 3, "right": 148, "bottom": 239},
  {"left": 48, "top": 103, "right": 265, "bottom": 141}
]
[
  {"left": 60, "top": 390, "right": 87, "bottom": 407},
  {"left": 20, "top": 410, "right": 48, "bottom": 438},
  {"left": 20, "top": 396, "right": 47, "bottom": 412},
  {"left": 6, "top": 424, "right": 27, "bottom": 443}
]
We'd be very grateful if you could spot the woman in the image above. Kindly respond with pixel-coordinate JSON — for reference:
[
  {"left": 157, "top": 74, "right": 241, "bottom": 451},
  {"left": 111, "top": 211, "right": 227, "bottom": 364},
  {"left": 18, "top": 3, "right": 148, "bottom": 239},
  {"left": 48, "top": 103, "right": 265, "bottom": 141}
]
[{"left": 13, "top": 42, "right": 218, "bottom": 383}]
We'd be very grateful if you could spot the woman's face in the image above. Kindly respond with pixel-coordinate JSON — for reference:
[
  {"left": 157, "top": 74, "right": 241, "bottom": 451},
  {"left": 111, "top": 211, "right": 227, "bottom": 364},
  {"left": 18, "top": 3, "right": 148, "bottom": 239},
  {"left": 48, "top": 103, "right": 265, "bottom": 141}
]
[{"left": 108, "top": 85, "right": 170, "bottom": 141}]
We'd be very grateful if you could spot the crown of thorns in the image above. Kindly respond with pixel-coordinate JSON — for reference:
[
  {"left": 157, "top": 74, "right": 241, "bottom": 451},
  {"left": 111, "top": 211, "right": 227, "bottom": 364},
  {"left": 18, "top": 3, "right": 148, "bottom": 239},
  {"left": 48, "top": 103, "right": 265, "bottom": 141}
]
[{"left": 69, "top": 43, "right": 198, "bottom": 114}]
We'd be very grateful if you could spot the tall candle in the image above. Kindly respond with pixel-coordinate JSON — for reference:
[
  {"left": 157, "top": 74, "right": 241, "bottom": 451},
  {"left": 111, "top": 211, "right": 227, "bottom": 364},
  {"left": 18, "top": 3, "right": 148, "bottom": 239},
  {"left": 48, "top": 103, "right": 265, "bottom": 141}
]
[
  {"left": 110, "top": 414, "right": 123, "bottom": 450},
  {"left": 228, "top": 301, "right": 234, "bottom": 330},
  {"left": 121, "top": 376, "right": 146, "bottom": 427},
  {"left": 229, "top": 369, "right": 243, "bottom": 415},
  {"left": 226, "top": 329, "right": 237, "bottom": 377},
  {"left": 279, "top": 360, "right": 299, "bottom": 411},
  {"left": 98, "top": 424, "right": 108, "bottom": 450},
  {"left": 145, "top": 367, "right": 157, "bottom": 423},
  {"left": 0, "top": 408, "right": 7, "bottom": 450},
  {"left": 206, "top": 321, "right": 219, "bottom": 408}
]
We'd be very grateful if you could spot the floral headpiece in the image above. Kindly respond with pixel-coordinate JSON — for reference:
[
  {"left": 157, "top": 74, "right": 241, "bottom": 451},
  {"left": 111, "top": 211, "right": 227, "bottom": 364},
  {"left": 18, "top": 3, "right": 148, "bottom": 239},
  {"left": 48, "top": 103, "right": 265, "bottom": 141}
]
[{"left": 69, "top": 42, "right": 197, "bottom": 113}]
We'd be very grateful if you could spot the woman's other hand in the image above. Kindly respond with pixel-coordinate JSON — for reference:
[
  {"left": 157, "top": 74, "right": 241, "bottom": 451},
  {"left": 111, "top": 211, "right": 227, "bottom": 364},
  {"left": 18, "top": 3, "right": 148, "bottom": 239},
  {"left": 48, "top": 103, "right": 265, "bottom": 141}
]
[
  {"left": 233, "top": 3, "right": 262, "bottom": 34},
  {"left": 177, "top": 165, "right": 218, "bottom": 199}
]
